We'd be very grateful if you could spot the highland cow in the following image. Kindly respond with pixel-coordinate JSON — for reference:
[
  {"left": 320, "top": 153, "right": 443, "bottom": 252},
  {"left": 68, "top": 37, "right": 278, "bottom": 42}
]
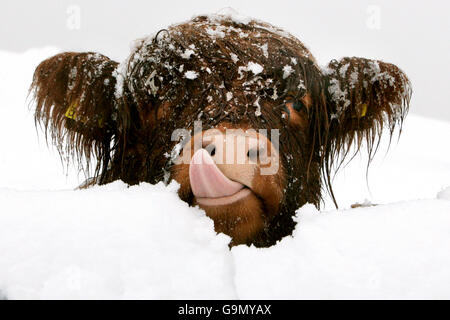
[{"left": 30, "top": 14, "right": 411, "bottom": 247}]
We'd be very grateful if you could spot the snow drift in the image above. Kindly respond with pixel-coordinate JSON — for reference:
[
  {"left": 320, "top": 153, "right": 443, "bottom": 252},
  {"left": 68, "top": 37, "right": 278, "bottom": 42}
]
[
  {"left": 0, "top": 48, "right": 449, "bottom": 299},
  {"left": 0, "top": 182, "right": 449, "bottom": 299}
]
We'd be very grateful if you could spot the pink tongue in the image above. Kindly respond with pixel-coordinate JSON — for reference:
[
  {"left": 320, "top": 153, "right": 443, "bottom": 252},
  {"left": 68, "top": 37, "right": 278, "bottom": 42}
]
[{"left": 189, "top": 149, "right": 244, "bottom": 198}]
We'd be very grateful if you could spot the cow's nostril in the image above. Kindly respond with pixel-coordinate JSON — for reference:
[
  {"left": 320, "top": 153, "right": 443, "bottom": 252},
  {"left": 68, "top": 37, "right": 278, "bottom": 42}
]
[
  {"left": 206, "top": 144, "right": 216, "bottom": 156},
  {"left": 247, "top": 148, "right": 258, "bottom": 161}
]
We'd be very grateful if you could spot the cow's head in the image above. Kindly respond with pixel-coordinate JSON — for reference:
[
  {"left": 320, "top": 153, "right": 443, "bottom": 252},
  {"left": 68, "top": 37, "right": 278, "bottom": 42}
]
[{"left": 30, "top": 14, "right": 411, "bottom": 246}]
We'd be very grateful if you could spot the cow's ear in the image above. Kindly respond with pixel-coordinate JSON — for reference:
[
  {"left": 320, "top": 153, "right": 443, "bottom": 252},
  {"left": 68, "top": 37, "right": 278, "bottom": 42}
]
[
  {"left": 30, "top": 52, "right": 121, "bottom": 180},
  {"left": 323, "top": 57, "right": 411, "bottom": 156}
]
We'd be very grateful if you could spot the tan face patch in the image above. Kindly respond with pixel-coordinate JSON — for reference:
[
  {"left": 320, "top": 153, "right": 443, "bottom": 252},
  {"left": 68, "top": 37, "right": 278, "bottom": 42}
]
[{"left": 171, "top": 122, "right": 285, "bottom": 246}]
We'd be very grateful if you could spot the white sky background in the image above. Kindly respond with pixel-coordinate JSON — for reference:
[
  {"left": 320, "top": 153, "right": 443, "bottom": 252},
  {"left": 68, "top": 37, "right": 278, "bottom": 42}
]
[{"left": 1, "top": 0, "right": 449, "bottom": 121}]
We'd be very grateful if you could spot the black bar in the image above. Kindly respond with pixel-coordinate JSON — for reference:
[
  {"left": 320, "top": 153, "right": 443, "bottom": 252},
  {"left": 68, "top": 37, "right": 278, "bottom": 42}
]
[{"left": 0, "top": 300, "right": 448, "bottom": 318}]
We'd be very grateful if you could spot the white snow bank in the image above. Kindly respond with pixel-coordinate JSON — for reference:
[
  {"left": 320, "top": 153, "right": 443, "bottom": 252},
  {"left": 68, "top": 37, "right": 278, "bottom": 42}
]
[
  {"left": 234, "top": 199, "right": 450, "bottom": 299},
  {"left": 0, "top": 184, "right": 449, "bottom": 299},
  {"left": 0, "top": 182, "right": 235, "bottom": 299},
  {"left": 325, "top": 114, "right": 450, "bottom": 210}
]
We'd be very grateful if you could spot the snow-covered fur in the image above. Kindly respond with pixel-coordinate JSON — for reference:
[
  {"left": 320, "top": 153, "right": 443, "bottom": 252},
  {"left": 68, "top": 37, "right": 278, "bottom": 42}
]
[{"left": 29, "top": 14, "right": 411, "bottom": 247}]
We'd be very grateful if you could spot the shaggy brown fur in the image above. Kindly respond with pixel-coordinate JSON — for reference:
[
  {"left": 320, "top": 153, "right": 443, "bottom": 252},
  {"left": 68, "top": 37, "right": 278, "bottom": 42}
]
[{"left": 29, "top": 14, "right": 411, "bottom": 247}]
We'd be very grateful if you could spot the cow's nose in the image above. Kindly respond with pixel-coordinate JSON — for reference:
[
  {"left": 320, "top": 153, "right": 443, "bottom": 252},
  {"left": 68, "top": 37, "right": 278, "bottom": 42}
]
[
  {"left": 204, "top": 143, "right": 262, "bottom": 163},
  {"left": 189, "top": 149, "right": 244, "bottom": 198},
  {"left": 204, "top": 143, "right": 216, "bottom": 157},
  {"left": 186, "top": 131, "right": 264, "bottom": 199},
  {"left": 202, "top": 134, "right": 262, "bottom": 165}
]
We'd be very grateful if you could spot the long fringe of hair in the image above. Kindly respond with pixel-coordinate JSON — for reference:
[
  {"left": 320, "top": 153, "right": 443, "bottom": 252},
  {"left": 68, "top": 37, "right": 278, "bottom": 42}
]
[{"left": 29, "top": 52, "right": 120, "bottom": 182}]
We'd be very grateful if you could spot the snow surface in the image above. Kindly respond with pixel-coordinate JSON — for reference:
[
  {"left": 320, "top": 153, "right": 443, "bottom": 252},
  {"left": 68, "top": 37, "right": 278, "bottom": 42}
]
[
  {"left": 0, "top": 48, "right": 450, "bottom": 299},
  {"left": 184, "top": 70, "right": 199, "bottom": 80},
  {"left": 0, "top": 182, "right": 235, "bottom": 299},
  {"left": 246, "top": 62, "right": 263, "bottom": 75}
]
